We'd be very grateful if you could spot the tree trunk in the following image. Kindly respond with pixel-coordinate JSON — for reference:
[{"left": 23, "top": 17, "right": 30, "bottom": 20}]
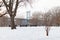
[
  {"left": 10, "top": 16, "right": 16, "bottom": 29},
  {"left": 46, "top": 27, "right": 48, "bottom": 36}
]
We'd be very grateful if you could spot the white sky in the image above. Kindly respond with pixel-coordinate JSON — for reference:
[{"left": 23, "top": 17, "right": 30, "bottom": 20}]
[
  {"left": 16, "top": 0, "right": 60, "bottom": 18},
  {"left": 0, "top": 0, "right": 60, "bottom": 18}
]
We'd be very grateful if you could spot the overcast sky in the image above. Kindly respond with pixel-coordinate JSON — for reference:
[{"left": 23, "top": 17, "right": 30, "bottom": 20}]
[
  {"left": 16, "top": 0, "right": 60, "bottom": 18},
  {"left": 0, "top": 0, "right": 60, "bottom": 18}
]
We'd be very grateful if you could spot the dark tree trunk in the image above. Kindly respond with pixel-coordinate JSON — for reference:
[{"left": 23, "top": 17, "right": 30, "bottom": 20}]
[
  {"left": 10, "top": 16, "right": 16, "bottom": 29},
  {"left": 46, "top": 27, "right": 48, "bottom": 36}
]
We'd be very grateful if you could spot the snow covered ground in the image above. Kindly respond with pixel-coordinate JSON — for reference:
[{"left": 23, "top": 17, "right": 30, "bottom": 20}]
[{"left": 0, "top": 26, "right": 60, "bottom": 40}]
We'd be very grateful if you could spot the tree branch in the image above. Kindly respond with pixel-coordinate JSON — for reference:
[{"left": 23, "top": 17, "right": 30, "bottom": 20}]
[
  {"left": 14, "top": 0, "right": 19, "bottom": 17},
  {"left": 2, "top": 0, "right": 9, "bottom": 7},
  {"left": 0, "top": 12, "right": 7, "bottom": 17},
  {"left": 2, "top": 0, "right": 9, "bottom": 14}
]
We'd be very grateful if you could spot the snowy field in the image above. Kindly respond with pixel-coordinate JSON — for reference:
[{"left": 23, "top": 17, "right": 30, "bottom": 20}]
[{"left": 0, "top": 26, "right": 60, "bottom": 40}]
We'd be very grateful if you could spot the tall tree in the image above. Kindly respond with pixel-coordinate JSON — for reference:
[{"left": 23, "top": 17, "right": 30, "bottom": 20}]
[
  {"left": 1, "top": 0, "right": 33, "bottom": 29},
  {"left": 2, "top": 0, "right": 19, "bottom": 29}
]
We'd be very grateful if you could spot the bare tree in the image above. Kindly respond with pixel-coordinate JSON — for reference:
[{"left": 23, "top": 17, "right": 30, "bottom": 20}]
[
  {"left": 0, "top": 0, "right": 33, "bottom": 29},
  {"left": 44, "top": 13, "right": 51, "bottom": 36},
  {"left": 49, "top": 7, "right": 60, "bottom": 26},
  {"left": 44, "top": 6, "right": 60, "bottom": 36},
  {"left": 44, "top": 11, "right": 53, "bottom": 36},
  {"left": 1, "top": 0, "right": 19, "bottom": 29},
  {"left": 45, "top": 7, "right": 60, "bottom": 26},
  {"left": 30, "top": 12, "right": 43, "bottom": 26}
]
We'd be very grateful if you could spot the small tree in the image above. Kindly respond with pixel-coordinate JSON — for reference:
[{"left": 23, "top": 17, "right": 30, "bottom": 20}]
[
  {"left": 44, "top": 7, "right": 60, "bottom": 36},
  {"left": 44, "top": 12, "right": 52, "bottom": 36}
]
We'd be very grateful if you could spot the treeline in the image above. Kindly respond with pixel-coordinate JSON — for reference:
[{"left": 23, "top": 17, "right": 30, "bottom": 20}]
[
  {"left": 30, "top": 7, "right": 60, "bottom": 26},
  {"left": 0, "top": 7, "right": 60, "bottom": 26}
]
